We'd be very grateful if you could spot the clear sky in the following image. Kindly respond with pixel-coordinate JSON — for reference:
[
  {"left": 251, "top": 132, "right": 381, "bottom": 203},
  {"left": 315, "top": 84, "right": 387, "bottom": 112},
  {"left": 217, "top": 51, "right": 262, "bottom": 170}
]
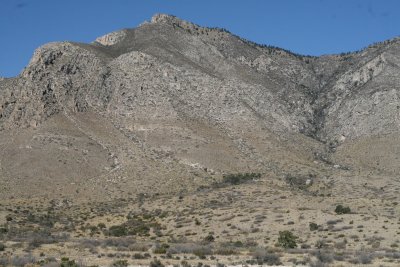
[{"left": 1, "top": 0, "right": 399, "bottom": 77}]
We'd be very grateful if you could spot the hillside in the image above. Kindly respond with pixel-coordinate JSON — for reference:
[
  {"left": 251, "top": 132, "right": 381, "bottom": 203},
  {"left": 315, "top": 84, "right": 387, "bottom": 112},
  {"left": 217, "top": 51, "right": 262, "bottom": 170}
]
[
  {"left": 1, "top": 14, "right": 399, "bottom": 200},
  {"left": 0, "top": 14, "right": 400, "bottom": 267}
]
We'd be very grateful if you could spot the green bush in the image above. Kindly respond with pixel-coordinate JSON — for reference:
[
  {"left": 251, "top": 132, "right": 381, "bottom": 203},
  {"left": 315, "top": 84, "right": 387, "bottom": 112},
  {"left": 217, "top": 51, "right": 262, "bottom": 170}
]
[
  {"left": 108, "top": 225, "right": 128, "bottom": 237},
  {"left": 149, "top": 258, "right": 164, "bottom": 267},
  {"left": 0, "top": 243, "right": 5, "bottom": 251},
  {"left": 112, "top": 259, "right": 128, "bottom": 267},
  {"left": 106, "top": 216, "right": 160, "bottom": 237},
  {"left": 309, "top": 222, "right": 319, "bottom": 231},
  {"left": 335, "top": 205, "right": 351, "bottom": 215},
  {"left": 154, "top": 244, "right": 169, "bottom": 254},
  {"left": 60, "top": 258, "right": 79, "bottom": 267},
  {"left": 222, "top": 173, "right": 261, "bottom": 185},
  {"left": 277, "top": 230, "right": 297, "bottom": 248}
]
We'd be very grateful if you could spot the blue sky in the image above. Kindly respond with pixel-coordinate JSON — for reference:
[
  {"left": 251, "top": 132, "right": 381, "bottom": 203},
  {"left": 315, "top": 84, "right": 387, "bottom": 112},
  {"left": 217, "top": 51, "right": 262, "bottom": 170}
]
[{"left": 0, "top": 0, "right": 399, "bottom": 77}]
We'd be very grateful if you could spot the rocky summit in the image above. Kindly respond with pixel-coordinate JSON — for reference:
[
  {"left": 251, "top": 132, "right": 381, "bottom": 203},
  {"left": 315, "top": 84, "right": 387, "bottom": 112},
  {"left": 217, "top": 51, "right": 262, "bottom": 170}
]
[{"left": 1, "top": 14, "right": 400, "bottom": 266}]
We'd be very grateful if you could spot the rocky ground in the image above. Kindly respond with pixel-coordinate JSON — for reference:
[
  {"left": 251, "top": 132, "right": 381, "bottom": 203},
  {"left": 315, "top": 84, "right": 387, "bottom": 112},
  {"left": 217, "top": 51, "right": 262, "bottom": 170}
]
[{"left": 1, "top": 172, "right": 400, "bottom": 266}]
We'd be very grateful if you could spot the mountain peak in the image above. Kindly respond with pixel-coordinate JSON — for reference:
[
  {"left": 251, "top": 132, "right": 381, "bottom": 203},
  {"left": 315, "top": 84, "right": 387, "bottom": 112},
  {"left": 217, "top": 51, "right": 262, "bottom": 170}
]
[
  {"left": 150, "top": 13, "right": 200, "bottom": 30},
  {"left": 151, "top": 13, "right": 180, "bottom": 24}
]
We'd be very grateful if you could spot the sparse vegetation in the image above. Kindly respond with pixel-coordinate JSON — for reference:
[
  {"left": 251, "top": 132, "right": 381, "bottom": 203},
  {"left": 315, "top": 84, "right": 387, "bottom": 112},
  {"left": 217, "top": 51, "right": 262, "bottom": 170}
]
[
  {"left": 60, "top": 257, "right": 79, "bottom": 267},
  {"left": 222, "top": 173, "right": 261, "bottom": 185},
  {"left": 149, "top": 258, "right": 164, "bottom": 267},
  {"left": 111, "top": 259, "right": 128, "bottom": 267},
  {"left": 252, "top": 249, "right": 282, "bottom": 265},
  {"left": 203, "top": 234, "right": 215, "bottom": 242},
  {"left": 108, "top": 225, "right": 128, "bottom": 237},
  {"left": 154, "top": 243, "right": 169, "bottom": 254},
  {"left": 277, "top": 230, "right": 298, "bottom": 248},
  {"left": 335, "top": 205, "right": 351, "bottom": 215},
  {"left": 106, "top": 215, "right": 161, "bottom": 237},
  {"left": 1, "top": 13, "right": 400, "bottom": 267},
  {"left": 309, "top": 222, "right": 319, "bottom": 231}
]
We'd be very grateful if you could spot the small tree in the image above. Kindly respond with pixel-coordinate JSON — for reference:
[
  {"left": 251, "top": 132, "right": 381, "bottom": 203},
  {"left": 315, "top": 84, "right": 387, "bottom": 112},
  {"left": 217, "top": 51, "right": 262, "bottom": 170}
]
[
  {"left": 335, "top": 205, "right": 351, "bottom": 215},
  {"left": 277, "top": 230, "right": 297, "bottom": 248}
]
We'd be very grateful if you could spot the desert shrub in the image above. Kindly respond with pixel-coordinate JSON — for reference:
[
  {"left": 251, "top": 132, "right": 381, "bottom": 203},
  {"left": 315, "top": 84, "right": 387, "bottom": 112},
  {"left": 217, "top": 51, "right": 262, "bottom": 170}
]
[
  {"left": 0, "top": 242, "right": 5, "bottom": 251},
  {"left": 0, "top": 257, "right": 7, "bottom": 266},
  {"left": 334, "top": 240, "right": 347, "bottom": 249},
  {"left": 132, "top": 253, "right": 146, "bottom": 259},
  {"left": 335, "top": 205, "right": 351, "bottom": 214},
  {"left": 310, "top": 260, "right": 329, "bottom": 267},
  {"left": 108, "top": 225, "right": 128, "bottom": 237},
  {"left": 333, "top": 253, "right": 345, "bottom": 261},
  {"left": 107, "top": 217, "right": 161, "bottom": 237},
  {"left": 154, "top": 243, "right": 169, "bottom": 254},
  {"left": 97, "top": 223, "right": 106, "bottom": 229},
  {"left": 180, "top": 260, "right": 191, "bottom": 267},
  {"left": 168, "top": 243, "right": 212, "bottom": 255},
  {"left": 11, "top": 254, "right": 36, "bottom": 267},
  {"left": 327, "top": 219, "right": 342, "bottom": 225},
  {"left": 252, "top": 248, "right": 282, "bottom": 265},
  {"left": 79, "top": 239, "right": 99, "bottom": 254},
  {"left": 222, "top": 173, "right": 261, "bottom": 185},
  {"left": 355, "top": 252, "right": 374, "bottom": 264},
  {"left": 285, "top": 173, "right": 314, "bottom": 190},
  {"left": 315, "top": 239, "right": 328, "bottom": 249},
  {"left": 149, "top": 258, "right": 164, "bottom": 267},
  {"left": 128, "top": 243, "right": 150, "bottom": 252},
  {"left": 20, "top": 229, "right": 69, "bottom": 250},
  {"left": 111, "top": 259, "right": 128, "bottom": 267},
  {"left": 385, "top": 251, "right": 400, "bottom": 259},
  {"left": 193, "top": 246, "right": 212, "bottom": 258},
  {"left": 39, "top": 256, "right": 58, "bottom": 267},
  {"left": 315, "top": 250, "right": 333, "bottom": 263},
  {"left": 215, "top": 246, "right": 237, "bottom": 255},
  {"left": 60, "top": 257, "right": 79, "bottom": 267},
  {"left": 153, "top": 247, "right": 167, "bottom": 254},
  {"left": 232, "top": 241, "right": 243, "bottom": 247},
  {"left": 309, "top": 222, "right": 319, "bottom": 231},
  {"left": 204, "top": 234, "right": 215, "bottom": 242},
  {"left": 103, "top": 237, "right": 136, "bottom": 249},
  {"left": 277, "top": 230, "right": 297, "bottom": 248}
]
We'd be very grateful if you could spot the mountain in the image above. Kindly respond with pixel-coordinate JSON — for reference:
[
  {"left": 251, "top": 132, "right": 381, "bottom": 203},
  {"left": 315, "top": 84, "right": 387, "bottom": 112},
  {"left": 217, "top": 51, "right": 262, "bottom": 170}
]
[
  {"left": 3, "top": 14, "right": 400, "bottom": 267},
  {"left": 0, "top": 14, "right": 400, "bottom": 200}
]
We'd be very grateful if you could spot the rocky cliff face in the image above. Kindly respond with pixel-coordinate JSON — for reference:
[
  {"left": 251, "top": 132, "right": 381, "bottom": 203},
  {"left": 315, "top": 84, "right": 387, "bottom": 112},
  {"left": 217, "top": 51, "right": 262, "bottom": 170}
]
[{"left": 0, "top": 14, "right": 399, "bottom": 199}]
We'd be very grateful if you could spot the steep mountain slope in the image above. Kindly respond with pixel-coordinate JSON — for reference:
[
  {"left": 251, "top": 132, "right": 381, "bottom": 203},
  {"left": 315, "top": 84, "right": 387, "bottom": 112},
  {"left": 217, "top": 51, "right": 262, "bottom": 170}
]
[{"left": 0, "top": 14, "right": 399, "bottom": 200}]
